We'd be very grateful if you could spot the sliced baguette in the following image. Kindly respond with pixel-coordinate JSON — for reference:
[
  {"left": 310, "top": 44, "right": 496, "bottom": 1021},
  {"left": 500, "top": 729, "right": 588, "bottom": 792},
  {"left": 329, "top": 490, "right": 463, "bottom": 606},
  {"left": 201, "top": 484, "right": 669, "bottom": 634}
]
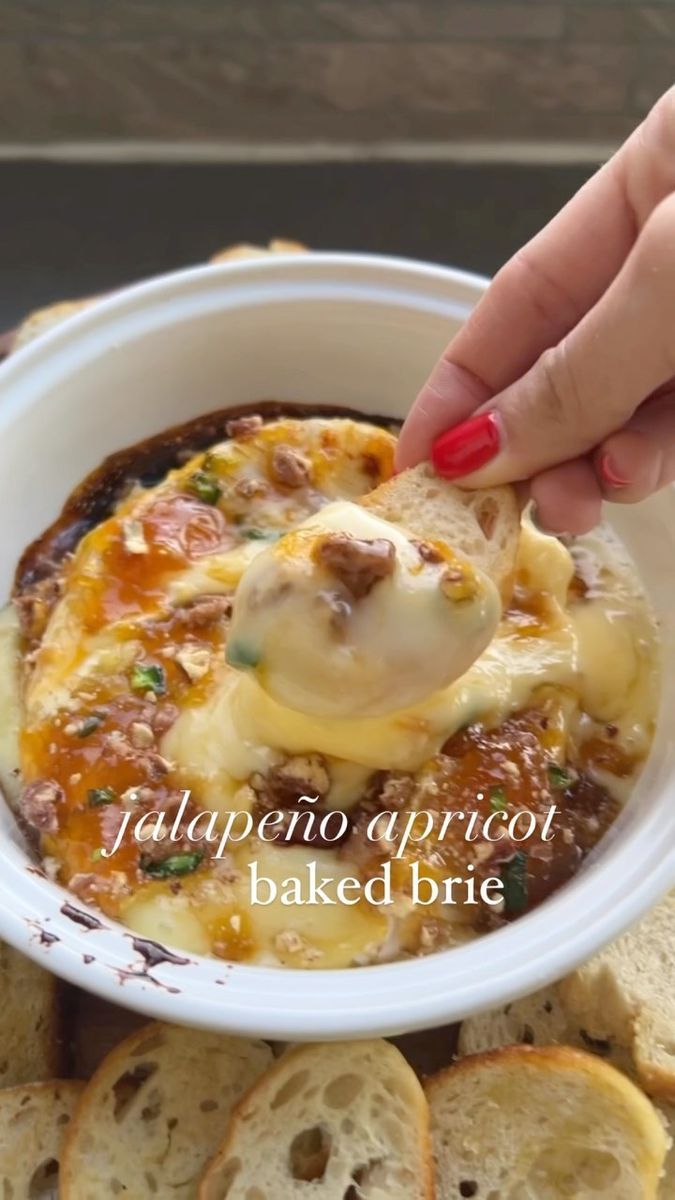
[
  {"left": 559, "top": 892, "right": 675, "bottom": 1102},
  {"left": 60, "top": 1021, "right": 272, "bottom": 1199},
  {"left": 458, "top": 983, "right": 636, "bottom": 1076},
  {"left": 0, "top": 1080, "right": 83, "bottom": 1196},
  {"left": 13, "top": 298, "right": 96, "bottom": 351},
  {"left": 458, "top": 988, "right": 674, "bottom": 1198},
  {"left": 458, "top": 983, "right": 573, "bottom": 1058},
  {"left": 427, "top": 1044, "right": 669, "bottom": 1199},
  {"left": 362, "top": 462, "right": 519, "bottom": 599},
  {"left": 209, "top": 238, "right": 307, "bottom": 263},
  {"left": 0, "top": 940, "right": 62, "bottom": 1085},
  {"left": 199, "top": 1039, "right": 433, "bottom": 1200}
]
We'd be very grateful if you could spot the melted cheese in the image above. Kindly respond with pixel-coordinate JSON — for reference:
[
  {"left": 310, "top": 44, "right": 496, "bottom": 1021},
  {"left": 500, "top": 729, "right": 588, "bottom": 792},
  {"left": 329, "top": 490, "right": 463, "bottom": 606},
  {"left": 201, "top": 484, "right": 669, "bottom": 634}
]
[
  {"left": 7, "top": 415, "right": 661, "bottom": 970},
  {"left": 227, "top": 500, "right": 501, "bottom": 718},
  {"left": 164, "top": 520, "right": 658, "bottom": 784},
  {"left": 0, "top": 607, "right": 21, "bottom": 808}
]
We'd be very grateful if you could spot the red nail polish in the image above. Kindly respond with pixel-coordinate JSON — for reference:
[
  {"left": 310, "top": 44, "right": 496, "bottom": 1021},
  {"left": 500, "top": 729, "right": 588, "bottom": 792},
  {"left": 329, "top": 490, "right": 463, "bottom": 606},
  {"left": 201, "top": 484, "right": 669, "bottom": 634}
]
[
  {"left": 600, "top": 453, "right": 629, "bottom": 489},
  {"left": 431, "top": 412, "right": 501, "bottom": 479}
]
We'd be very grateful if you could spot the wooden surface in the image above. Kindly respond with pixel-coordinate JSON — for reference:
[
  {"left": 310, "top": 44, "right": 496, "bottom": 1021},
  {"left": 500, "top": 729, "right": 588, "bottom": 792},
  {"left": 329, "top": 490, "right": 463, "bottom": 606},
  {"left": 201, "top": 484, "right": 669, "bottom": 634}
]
[{"left": 0, "top": 0, "right": 671, "bottom": 147}]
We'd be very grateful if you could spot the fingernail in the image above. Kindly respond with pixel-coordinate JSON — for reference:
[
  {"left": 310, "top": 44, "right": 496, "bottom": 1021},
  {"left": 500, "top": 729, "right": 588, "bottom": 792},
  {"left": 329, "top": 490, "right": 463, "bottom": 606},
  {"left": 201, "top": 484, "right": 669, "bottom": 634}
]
[
  {"left": 431, "top": 411, "right": 501, "bottom": 480},
  {"left": 599, "top": 453, "right": 630, "bottom": 489}
]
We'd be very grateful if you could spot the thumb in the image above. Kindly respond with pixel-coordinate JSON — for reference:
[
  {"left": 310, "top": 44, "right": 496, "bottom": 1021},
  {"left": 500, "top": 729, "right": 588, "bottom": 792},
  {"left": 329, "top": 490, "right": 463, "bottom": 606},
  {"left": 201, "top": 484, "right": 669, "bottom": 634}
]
[{"left": 431, "top": 195, "right": 675, "bottom": 488}]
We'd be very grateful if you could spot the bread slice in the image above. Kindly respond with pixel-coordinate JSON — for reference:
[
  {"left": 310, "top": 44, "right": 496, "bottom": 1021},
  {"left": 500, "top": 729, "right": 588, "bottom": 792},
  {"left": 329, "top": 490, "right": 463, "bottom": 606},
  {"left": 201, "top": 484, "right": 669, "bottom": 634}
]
[
  {"left": 427, "top": 1044, "right": 669, "bottom": 1199},
  {"left": 0, "top": 1079, "right": 83, "bottom": 1197},
  {"left": 13, "top": 298, "right": 96, "bottom": 351},
  {"left": 458, "top": 984, "right": 573, "bottom": 1058},
  {"left": 198, "top": 1039, "right": 433, "bottom": 1199},
  {"left": 362, "top": 462, "right": 519, "bottom": 600},
  {"left": 559, "top": 891, "right": 675, "bottom": 1102},
  {"left": 209, "top": 238, "right": 307, "bottom": 263},
  {"left": 0, "top": 940, "right": 62, "bottom": 1085},
  {"left": 60, "top": 1021, "right": 272, "bottom": 1199}
]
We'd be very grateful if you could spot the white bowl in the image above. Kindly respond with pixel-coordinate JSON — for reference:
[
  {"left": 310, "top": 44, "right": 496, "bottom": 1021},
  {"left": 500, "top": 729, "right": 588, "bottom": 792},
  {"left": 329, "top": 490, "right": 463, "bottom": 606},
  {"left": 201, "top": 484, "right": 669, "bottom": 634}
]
[{"left": 1, "top": 253, "right": 674, "bottom": 1040}]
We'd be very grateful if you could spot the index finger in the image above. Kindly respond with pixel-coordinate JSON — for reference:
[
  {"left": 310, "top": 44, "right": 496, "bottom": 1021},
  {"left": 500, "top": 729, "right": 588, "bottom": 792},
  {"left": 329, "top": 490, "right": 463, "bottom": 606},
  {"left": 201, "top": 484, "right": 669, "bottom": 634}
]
[{"left": 397, "top": 86, "right": 675, "bottom": 469}]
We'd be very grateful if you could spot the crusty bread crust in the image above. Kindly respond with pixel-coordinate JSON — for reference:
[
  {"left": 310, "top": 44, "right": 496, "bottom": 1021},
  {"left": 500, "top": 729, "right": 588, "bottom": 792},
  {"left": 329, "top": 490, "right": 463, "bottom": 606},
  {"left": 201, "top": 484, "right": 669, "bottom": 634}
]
[
  {"left": 427, "top": 1044, "right": 669, "bottom": 1200},
  {"left": 60, "top": 1020, "right": 272, "bottom": 1199},
  {"left": 559, "top": 892, "right": 675, "bottom": 1103},
  {"left": 199, "top": 1039, "right": 434, "bottom": 1200},
  {"left": 363, "top": 462, "right": 519, "bottom": 601}
]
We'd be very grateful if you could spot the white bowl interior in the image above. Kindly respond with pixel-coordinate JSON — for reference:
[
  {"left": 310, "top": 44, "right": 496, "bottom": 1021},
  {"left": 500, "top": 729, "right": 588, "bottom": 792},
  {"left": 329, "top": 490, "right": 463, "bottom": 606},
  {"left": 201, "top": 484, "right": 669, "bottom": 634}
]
[{"left": 0, "top": 253, "right": 673, "bottom": 1039}]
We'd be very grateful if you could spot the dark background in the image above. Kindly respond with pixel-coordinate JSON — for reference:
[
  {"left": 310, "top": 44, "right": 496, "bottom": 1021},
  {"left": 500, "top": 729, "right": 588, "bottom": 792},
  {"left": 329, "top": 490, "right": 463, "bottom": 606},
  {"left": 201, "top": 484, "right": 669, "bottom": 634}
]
[{"left": 0, "top": 161, "right": 592, "bottom": 328}]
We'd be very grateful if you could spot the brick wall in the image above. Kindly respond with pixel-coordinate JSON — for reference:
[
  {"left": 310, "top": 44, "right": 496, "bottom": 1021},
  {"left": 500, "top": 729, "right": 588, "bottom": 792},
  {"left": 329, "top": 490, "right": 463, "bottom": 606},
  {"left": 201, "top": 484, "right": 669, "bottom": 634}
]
[{"left": 1, "top": 0, "right": 672, "bottom": 147}]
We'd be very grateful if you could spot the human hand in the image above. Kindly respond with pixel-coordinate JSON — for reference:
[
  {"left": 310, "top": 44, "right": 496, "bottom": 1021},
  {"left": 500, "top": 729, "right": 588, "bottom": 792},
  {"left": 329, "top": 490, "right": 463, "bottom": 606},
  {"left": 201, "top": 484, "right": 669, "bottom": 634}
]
[{"left": 396, "top": 86, "right": 675, "bottom": 534}]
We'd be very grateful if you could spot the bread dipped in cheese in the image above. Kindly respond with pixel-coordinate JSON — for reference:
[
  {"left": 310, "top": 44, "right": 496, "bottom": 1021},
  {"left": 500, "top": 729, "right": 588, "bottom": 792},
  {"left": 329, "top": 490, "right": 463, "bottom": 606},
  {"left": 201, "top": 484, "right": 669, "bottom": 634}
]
[{"left": 226, "top": 464, "right": 519, "bottom": 718}]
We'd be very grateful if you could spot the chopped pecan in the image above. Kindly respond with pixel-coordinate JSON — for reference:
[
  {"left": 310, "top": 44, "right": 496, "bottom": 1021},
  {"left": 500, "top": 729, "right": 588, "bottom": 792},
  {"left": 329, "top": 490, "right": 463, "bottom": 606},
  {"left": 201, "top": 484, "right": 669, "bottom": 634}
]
[
  {"left": 149, "top": 703, "right": 180, "bottom": 737},
  {"left": 172, "top": 594, "right": 231, "bottom": 629},
  {"left": 104, "top": 729, "right": 170, "bottom": 781},
  {"left": 315, "top": 534, "right": 396, "bottom": 600},
  {"left": 269, "top": 444, "right": 310, "bottom": 489},
  {"left": 412, "top": 539, "right": 443, "bottom": 565},
  {"left": 343, "top": 771, "right": 415, "bottom": 868},
  {"left": 69, "top": 870, "right": 130, "bottom": 902},
  {"left": 225, "top": 414, "right": 263, "bottom": 439},
  {"left": 233, "top": 476, "right": 268, "bottom": 500},
  {"left": 264, "top": 754, "right": 330, "bottom": 804},
  {"left": 99, "top": 803, "right": 125, "bottom": 851},
  {"left": 250, "top": 756, "right": 348, "bottom": 849},
  {"left": 133, "top": 790, "right": 204, "bottom": 863},
  {"left": 129, "top": 722, "right": 155, "bottom": 750},
  {"left": 20, "top": 779, "right": 63, "bottom": 835}
]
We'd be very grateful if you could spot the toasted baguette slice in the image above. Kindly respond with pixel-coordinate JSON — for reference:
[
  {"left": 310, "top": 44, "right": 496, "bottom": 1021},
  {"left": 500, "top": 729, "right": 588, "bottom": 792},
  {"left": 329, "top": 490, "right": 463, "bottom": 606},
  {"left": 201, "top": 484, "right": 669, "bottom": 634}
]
[
  {"left": 60, "top": 1021, "right": 272, "bottom": 1199},
  {"left": 0, "top": 940, "right": 62, "bottom": 1085},
  {"left": 458, "top": 984, "right": 573, "bottom": 1058},
  {"left": 13, "top": 298, "right": 96, "bottom": 351},
  {"left": 363, "top": 462, "right": 519, "bottom": 599},
  {"left": 209, "top": 238, "right": 307, "bottom": 263},
  {"left": 427, "top": 1045, "right": 669, "bottom": 1199},
  {"left": 560, "top": 892, "right": 675, "bottom": 1102},
  {"left": 0, "top": 1080, "right": 83, "bottom": 1196},
  {"left": 199, "top": 1039, "right": 433, "bottom": 1199},
  {"left": 458, "top": 982, "right": 637, "bottom": 1074}
]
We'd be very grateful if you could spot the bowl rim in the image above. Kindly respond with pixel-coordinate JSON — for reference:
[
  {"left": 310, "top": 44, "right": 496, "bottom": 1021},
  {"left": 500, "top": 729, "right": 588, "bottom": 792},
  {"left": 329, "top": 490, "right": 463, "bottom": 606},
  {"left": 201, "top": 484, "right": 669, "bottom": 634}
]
[{"left": 2, "top": 250, "right": 674, "bottom": 1040}]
